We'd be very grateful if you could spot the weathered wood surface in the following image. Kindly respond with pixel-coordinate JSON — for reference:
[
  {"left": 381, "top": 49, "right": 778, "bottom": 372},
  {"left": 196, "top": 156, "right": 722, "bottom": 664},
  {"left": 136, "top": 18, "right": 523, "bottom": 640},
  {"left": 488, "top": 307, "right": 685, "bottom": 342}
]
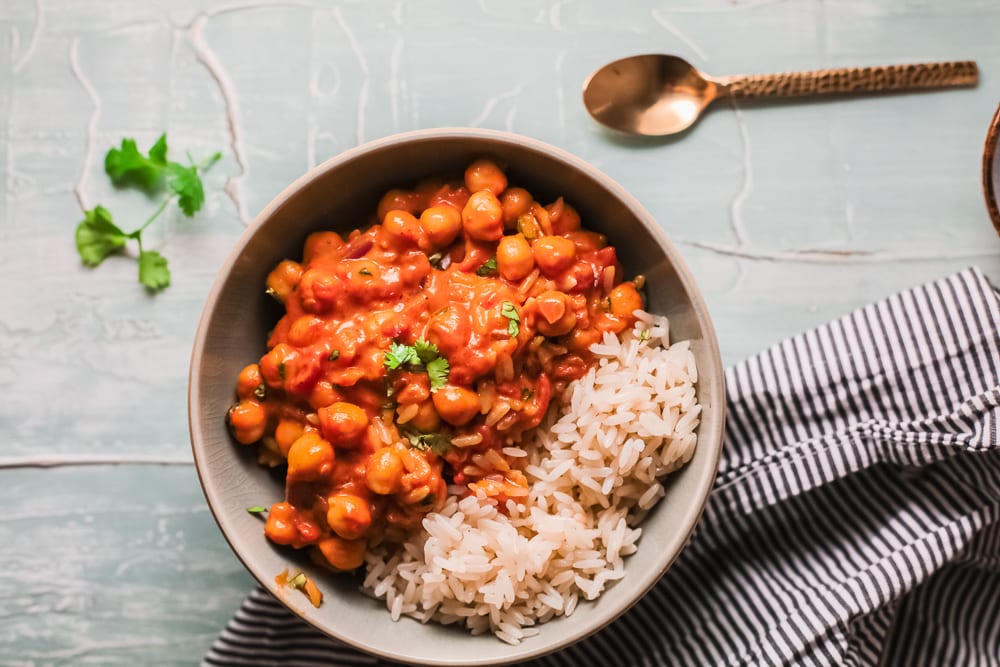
[{"left": 2, "top": 0, "right": 999, "bottom": 663}]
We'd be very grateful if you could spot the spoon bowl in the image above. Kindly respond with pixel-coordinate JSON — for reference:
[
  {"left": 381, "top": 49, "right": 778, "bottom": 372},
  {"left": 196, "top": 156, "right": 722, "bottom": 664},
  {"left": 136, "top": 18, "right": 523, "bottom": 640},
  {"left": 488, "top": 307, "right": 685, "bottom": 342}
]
[
  {"left": 583, "top": 55, "right": 720, "bottom": 136},
  {"left": 583, "top": 54, "right": 978, "bottom": 137}
]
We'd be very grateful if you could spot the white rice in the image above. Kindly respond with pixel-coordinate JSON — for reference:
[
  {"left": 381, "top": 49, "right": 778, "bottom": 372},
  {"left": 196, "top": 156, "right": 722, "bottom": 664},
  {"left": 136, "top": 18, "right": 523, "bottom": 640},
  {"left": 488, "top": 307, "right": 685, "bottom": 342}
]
[{"left": 361, "top": 311, "right": 700, "bottom": 643}]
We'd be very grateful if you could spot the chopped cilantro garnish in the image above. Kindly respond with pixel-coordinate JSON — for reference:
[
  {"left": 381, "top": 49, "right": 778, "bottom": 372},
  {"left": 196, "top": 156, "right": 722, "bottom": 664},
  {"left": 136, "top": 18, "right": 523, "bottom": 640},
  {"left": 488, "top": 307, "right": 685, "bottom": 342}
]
[
  {"left": 403, "top": 429, "right": 452, "bottom": 456},
  {"left": 476, "top": 256, "right": 498, "bottom": 277},
  {"left": 328, "top": 350, "right": 341, "bottom": 362},
  {"left": 501, "top": 301, "right": 520, "bottom": 337},
  {"left": 246, "top": 506, "right": 268, "bottom": 515},
  {"left": 384, "top": 341, "right": 417, "bottom": 370},
  {"left": 384, "top": 339, "right": 450, "bottom": 389},
  {"left": 253, "top": 383, "right": 267, "bottom": 400},
  {"left": 426, "top": 357, "right": 450, "bottom": 392},
  {"left": 413, "top": 339, "right": 440, "bottom": 365}
]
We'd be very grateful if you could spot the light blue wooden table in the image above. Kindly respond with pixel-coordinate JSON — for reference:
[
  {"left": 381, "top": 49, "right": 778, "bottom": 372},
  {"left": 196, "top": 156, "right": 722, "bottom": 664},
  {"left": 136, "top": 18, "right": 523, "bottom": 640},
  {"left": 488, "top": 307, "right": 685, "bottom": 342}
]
[{"left": 2, "top": 0, "right": 999, "bottom": 663}]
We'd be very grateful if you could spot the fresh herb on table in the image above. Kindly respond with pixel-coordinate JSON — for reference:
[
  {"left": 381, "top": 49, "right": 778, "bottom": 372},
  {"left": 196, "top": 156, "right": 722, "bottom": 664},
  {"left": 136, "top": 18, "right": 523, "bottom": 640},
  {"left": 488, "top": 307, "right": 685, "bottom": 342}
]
[
  {"left": 501, "top": 301, "right": 520, "bottom": 337},
  {"left": 74, "top": 133, "right": 221, "bottom": 292},
  {"left": 383, "top": 338, "right": 450, "bottom": 390}
]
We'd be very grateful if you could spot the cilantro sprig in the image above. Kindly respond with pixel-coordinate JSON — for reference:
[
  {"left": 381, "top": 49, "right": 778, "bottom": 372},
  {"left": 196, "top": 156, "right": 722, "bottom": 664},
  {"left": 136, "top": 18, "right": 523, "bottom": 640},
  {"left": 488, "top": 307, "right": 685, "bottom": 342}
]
[
  {"left": 383, "top": 338, "right": 450, "bottom": 391},
  {"left": 74, "top": 133, "right": 221, "bottom": 292}
]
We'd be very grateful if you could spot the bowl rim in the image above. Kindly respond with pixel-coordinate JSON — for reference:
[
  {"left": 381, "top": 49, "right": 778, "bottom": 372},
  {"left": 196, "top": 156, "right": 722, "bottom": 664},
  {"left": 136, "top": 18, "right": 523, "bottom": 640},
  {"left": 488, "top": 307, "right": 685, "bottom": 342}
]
[
  {"left": 189, "top": 127, "right": 726, "bottom": 665},
  {"left": 983, "top": 103, "right": 1000, "bottom": 235}
]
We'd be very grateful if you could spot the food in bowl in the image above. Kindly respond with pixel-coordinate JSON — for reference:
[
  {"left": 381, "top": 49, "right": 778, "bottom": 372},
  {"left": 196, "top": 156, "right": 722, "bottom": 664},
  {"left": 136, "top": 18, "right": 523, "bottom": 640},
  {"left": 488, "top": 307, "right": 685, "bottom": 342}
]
[{"left": 225, "top": 158, "right": 700, "bottom": 642}]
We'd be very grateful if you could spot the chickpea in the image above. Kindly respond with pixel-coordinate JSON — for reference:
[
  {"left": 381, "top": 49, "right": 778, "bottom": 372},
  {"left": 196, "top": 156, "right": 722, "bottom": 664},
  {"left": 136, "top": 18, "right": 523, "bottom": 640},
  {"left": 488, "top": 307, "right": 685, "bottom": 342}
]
[
  {"left": 409, "top": 400, "right": 441, "bottom": 432},
  {"left": 609, "top": 282, "right": 643, "bottom": 318},
  {"left": 419, "top": 205, "right": 463, "bottom": 248},
  {"left": 566, "top": 230, "right": 607, "bottom": 253},
  {"left": 464, "top": 158, "right": 507, "bottom": 196},
  {"left": 326, "top": 494, "right": 372, "bottom": 540},
  {"left": 535, "top": 290, "right": 577, "bottom": 337},
  {"left": 259, "top": 344, "right": 293, "bottom": 388},
  {"left": 500, "top": 187, "right": 533, "bottom": 227},
  {"left": 461, "top": 191, "right": 504, "bottom": 242},
  {"left": 547, "top": 198, "right": 581, "bottom": 235},
  {"left": 264, "top": 502, "right": 299, "bottom": 545},
  {"left": 287, "top": 315, "right": 325, "bottom": 348},
  {"left": 317, "top": 536, "right": 366, "bottom": 571},
  {"left": 377, "top": 188, "right": 422, "bottom": 221},
  {"left": 297, "top": 268, "right": 339, "bottom": 313},
  {"left": 566, "top": 326, "right": 602, "bottom": 353},
  {"left": 308, "top": 380, "right": 340, "bottom": 410},
  {"left": 496, "top": 234, "right": 535, "bottom": 281},
  {"left": 303, "top": 231, "right": 344, "bottom": 263},
  {"left": 382, "top": 210, "right": 426, "bottom": 249},
  {"left": 532, "top": 235, "right": 577, "bottom": 277},
  {"left": 366, "top": 448, "right": 405, "bottom": 495},
  {"left": 432, "top": 385, "right": 480, "bottom": 426},
  {"left": 274, "top": 418, "right": 305, "bottom": 456},
  {"left": 227, "top": 399, "right": 267, "bottom": 444},
  {"left": 236, "top": 363, "right": 263, "bottom": 400},
  {"left": 426, "top": 307, "right": 471, "bottom": 358},
  {"left": 317, "top": 402, "right": 369, "bottom": 448},
  {"left": 286, "top": 432, "right": 335, "bottom": 481},
  {"left": 265, "top": 260, "right": 303, "bottom": 303}
]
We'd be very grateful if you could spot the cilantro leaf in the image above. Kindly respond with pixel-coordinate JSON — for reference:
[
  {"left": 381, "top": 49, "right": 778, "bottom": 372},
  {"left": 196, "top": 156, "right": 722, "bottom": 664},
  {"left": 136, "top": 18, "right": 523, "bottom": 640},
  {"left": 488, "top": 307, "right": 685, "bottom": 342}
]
[
  {"left": 426, "top": 357, "right": 450, "bottom": 392},
  {"left": 413, "top": 339, "right": 440, "bottom": 365},
  {"left": 166, "top": 162, "right": 205, "bottom": 216},
  {"left": 328, "top": 350, "right": 341, "bottom": 362},
  {"left": 138, "top": 250, "right": 171, "bottom": 291},
  {"left": 403, "top": 429, "right": 452, "bottom": 456},
  {"left": 501, "top": 301, "right": 520, "bottom": 338},
  {"left": 75, "top": 206, "right": 128, "bottom": 266},
  {"left": 476, "top": 256, "right": 497, "bottom": 277},
  {"left": 384, "top": 341, "right": 417, "bottom": 370},
  {"left": 105, "top": 135, "right": 168, "bottom": 188},
  {"left": 246, "top": 505, "right": 268, "bottom": 515},
  {"left": 148, "top": 134, "right": 168, "bottom": 165}
]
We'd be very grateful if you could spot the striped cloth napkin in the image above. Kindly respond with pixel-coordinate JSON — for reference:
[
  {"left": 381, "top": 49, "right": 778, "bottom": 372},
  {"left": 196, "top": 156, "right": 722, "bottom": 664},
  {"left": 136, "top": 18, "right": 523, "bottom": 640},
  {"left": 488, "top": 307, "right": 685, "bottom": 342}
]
[{"left": 205, "top": 267, "right": 1000, "bottom": 667}]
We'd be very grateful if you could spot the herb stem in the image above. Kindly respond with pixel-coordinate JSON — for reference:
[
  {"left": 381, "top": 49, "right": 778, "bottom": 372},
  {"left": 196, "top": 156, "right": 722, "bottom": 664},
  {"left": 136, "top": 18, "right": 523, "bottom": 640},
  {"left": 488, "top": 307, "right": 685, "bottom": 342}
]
[
  {"left": 130, "top": 196, "right": 173, "bottom": 238},
  {"left": 198, "top": 151, "right": 223, "bottom": 171}
]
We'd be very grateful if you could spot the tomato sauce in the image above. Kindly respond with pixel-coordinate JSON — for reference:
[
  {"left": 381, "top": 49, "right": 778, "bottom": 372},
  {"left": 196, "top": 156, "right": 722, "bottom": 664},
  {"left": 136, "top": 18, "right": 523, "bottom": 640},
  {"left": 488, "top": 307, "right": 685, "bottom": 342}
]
[{"left": 227, "top": 158, "right": 642, "bottom": 571}]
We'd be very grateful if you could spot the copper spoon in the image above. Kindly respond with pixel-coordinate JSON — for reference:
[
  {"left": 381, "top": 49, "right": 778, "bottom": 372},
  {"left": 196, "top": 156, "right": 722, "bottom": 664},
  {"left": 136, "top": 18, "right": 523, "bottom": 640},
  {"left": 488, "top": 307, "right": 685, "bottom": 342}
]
[{"left": 582, "top": 55, "right": 978, "bottom": 137}]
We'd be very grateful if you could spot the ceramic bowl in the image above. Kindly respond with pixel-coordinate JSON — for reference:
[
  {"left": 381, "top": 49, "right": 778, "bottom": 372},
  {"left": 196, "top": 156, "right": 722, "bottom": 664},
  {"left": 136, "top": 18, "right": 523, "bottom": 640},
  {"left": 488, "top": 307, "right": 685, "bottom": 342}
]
[
  {"left": 984, "top": 103, "right": 1000, "bottom": 234},
  {"left": 189, "top": 128, "right": 725, "bottom": 665}
]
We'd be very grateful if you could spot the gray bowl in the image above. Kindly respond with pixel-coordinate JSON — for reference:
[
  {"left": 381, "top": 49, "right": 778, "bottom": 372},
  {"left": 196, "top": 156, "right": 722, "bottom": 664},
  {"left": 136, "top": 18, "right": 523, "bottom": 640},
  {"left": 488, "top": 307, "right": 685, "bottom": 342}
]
[{"left": 189, "top": 128, "right": 725, "bottom": 665}]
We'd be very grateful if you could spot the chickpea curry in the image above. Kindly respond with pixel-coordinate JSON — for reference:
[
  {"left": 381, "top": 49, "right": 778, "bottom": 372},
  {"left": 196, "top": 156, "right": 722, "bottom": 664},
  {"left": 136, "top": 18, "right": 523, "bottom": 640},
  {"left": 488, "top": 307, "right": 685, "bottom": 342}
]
[{"left": 227, "top": 158, "right": 643, "bottom": 573}]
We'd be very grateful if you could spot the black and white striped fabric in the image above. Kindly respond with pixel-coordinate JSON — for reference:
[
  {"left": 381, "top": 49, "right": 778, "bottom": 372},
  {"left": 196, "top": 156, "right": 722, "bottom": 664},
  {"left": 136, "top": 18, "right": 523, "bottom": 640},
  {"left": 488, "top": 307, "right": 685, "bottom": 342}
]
[{"left": 206, "top": 267, "right": 1000, "bottom": 667}]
